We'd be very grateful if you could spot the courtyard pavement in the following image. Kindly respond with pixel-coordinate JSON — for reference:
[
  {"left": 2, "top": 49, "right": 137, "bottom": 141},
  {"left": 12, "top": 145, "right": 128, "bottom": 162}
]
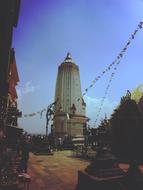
[{"left": 28, "top": 150, "right": 90, "bottom": 190}]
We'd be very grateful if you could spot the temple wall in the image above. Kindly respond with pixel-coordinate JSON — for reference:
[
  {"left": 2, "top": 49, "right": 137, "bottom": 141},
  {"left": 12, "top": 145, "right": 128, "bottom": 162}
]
[{"left": 54, "top": 54, "right": 86, "bottom": 139}]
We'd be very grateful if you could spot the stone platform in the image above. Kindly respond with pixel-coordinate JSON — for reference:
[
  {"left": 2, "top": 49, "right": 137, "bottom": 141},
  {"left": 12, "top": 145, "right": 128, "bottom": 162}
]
[{"left": 76, "top": 170, "right": 124, "bottom": 190}]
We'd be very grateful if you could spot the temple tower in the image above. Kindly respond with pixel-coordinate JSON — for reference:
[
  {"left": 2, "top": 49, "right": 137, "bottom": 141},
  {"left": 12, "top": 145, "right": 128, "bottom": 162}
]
[{"left": 54, "top": 53, "right": 86, "bottom": 140}]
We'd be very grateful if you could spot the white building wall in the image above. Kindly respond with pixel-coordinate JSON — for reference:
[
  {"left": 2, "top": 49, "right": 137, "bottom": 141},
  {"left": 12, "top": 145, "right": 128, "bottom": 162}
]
[{"left": 54, "top": 53, "right": 86, "bottom": 138}]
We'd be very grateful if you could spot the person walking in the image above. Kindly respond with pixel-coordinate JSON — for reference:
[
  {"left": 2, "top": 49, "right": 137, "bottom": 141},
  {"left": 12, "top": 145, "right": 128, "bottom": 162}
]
[{"left": 17, "top": 138, "right": 30, "bottom": 173}]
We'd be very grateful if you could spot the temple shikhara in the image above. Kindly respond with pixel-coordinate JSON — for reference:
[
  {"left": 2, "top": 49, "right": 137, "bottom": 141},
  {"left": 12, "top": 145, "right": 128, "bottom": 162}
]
[
  {"left": 1, "top": 1, "right": 143, "bottom": 189},
  {"left": 54, "top": 53, "right": 87, "bottom": 140}
]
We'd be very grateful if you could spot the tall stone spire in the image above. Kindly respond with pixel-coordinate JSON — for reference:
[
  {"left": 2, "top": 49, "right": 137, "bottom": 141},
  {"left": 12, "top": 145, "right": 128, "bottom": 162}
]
[{"left": 54, "top": 53, "right": 86, "bottom": 141}]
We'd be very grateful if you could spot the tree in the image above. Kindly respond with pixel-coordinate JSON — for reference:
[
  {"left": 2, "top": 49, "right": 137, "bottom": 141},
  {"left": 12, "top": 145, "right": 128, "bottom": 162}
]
[
  {"left": 110, "top": 91, "right": 143, "bottom": 162},
  {"left": 97, "top": 116, "right": 111, "bottom": 148}
]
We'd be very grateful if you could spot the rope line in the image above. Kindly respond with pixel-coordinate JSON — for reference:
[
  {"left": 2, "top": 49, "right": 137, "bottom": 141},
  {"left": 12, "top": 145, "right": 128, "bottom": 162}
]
[
  {"left": 94, "top": 21, "right": 143, "bottom": 126},
  {"left": 21, "top": 21, "right": 143, "bottom": 118}
]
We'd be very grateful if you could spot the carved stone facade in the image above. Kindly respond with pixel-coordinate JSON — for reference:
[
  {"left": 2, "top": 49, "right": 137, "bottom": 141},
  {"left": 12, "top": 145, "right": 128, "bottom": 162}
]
[{"left": 54, "top": 53, "right": 86, "bottom": 140}]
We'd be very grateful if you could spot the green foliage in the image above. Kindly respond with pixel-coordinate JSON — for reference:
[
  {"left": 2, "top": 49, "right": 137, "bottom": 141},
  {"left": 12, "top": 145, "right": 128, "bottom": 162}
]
[
  {"left": 110, "top": 92, "right": 143, "bottom": 162},
  {"left": 131, "top": 84, "right": 143, "bottom": 102}
]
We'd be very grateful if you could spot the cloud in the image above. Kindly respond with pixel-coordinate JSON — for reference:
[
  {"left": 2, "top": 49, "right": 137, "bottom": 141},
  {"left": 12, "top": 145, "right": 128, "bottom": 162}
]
[
  {"left": 84, "top": 95, "right": 117, "bottom": 127},
  {"left": 23, "top": 81, "right": 39, "bottom": 93},
  {"left": 17, "top": 81, "right": 40, "bottom": 99}
]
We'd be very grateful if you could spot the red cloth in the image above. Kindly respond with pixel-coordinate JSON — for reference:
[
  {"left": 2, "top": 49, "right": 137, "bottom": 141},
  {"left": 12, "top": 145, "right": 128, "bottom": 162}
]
[
  {"left": 8, "top": 80, "right": 18, "bottom": 100},
  {"left": 8, "top": 48, "right": 19, "bottom": 101},
  {"left": 9, "top": 48, "right": 19, "bottom": 84}
]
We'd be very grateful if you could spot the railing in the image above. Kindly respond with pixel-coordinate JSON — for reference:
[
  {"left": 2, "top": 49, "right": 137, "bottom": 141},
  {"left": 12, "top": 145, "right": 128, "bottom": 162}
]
[{"left": 73, "top": 146, "right": 96, "bottom": 160}]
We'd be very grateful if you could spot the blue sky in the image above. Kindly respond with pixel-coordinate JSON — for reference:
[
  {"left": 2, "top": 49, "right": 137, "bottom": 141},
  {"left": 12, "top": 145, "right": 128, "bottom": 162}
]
[{"left": 13, "top": 0, "right": 143, "bottom": 134}]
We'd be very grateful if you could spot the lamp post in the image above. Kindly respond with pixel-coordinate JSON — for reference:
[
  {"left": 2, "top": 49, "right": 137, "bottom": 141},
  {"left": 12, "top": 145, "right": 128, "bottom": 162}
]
[
  {"left": 45, "top": 102, "right": 56, "bottom": 139},
  {"left": 46, "top": 122, "right": 48, "bottom": 138},
  {"left": 66, "top": 113, "right": 69, "bottom": 135}
]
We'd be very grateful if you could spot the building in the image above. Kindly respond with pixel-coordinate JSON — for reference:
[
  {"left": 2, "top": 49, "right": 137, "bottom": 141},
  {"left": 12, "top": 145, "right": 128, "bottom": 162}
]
[
  {"left": 0, "top": 0, "right": 21, "bottom": 142},
  {"left": 6, "top": 48, "right": 22, "bottom": 147},
  {"left": 54, "top": 53, "right": 87, "bottom": 141}
]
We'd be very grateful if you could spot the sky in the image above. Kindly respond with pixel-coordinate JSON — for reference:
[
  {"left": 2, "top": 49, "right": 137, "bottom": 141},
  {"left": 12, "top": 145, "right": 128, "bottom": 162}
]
[{"left": 12, "top": 0, "right": 143, "bottom": 134}]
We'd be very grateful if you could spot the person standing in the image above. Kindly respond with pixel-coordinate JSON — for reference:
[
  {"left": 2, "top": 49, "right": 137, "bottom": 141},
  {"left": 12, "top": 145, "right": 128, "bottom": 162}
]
[{"left": 17, "top": 138, "right": 29, "bottom": 173}]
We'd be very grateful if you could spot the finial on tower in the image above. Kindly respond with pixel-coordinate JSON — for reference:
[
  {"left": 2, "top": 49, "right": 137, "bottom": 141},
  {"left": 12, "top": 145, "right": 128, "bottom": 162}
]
[
  {"left": 66, "top": 52, "right": 72, "bottom": 59},
  {"left": 64, "top": 52, "right": 73, "bottom": 63}
]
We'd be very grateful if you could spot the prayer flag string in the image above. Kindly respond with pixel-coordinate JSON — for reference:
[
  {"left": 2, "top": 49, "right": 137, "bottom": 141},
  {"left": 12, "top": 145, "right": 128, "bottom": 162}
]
[
  {"left": 21, "top": 21, "right": 143, "bottom": 118},
  {"left": 77, "top": 21, "right": 143, "bottom": 102}
]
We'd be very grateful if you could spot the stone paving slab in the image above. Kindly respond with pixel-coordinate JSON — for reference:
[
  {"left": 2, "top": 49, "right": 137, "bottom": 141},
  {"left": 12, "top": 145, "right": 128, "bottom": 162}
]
[{"left": 28, "top": 150, "right": 89, "bottom": 190}]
